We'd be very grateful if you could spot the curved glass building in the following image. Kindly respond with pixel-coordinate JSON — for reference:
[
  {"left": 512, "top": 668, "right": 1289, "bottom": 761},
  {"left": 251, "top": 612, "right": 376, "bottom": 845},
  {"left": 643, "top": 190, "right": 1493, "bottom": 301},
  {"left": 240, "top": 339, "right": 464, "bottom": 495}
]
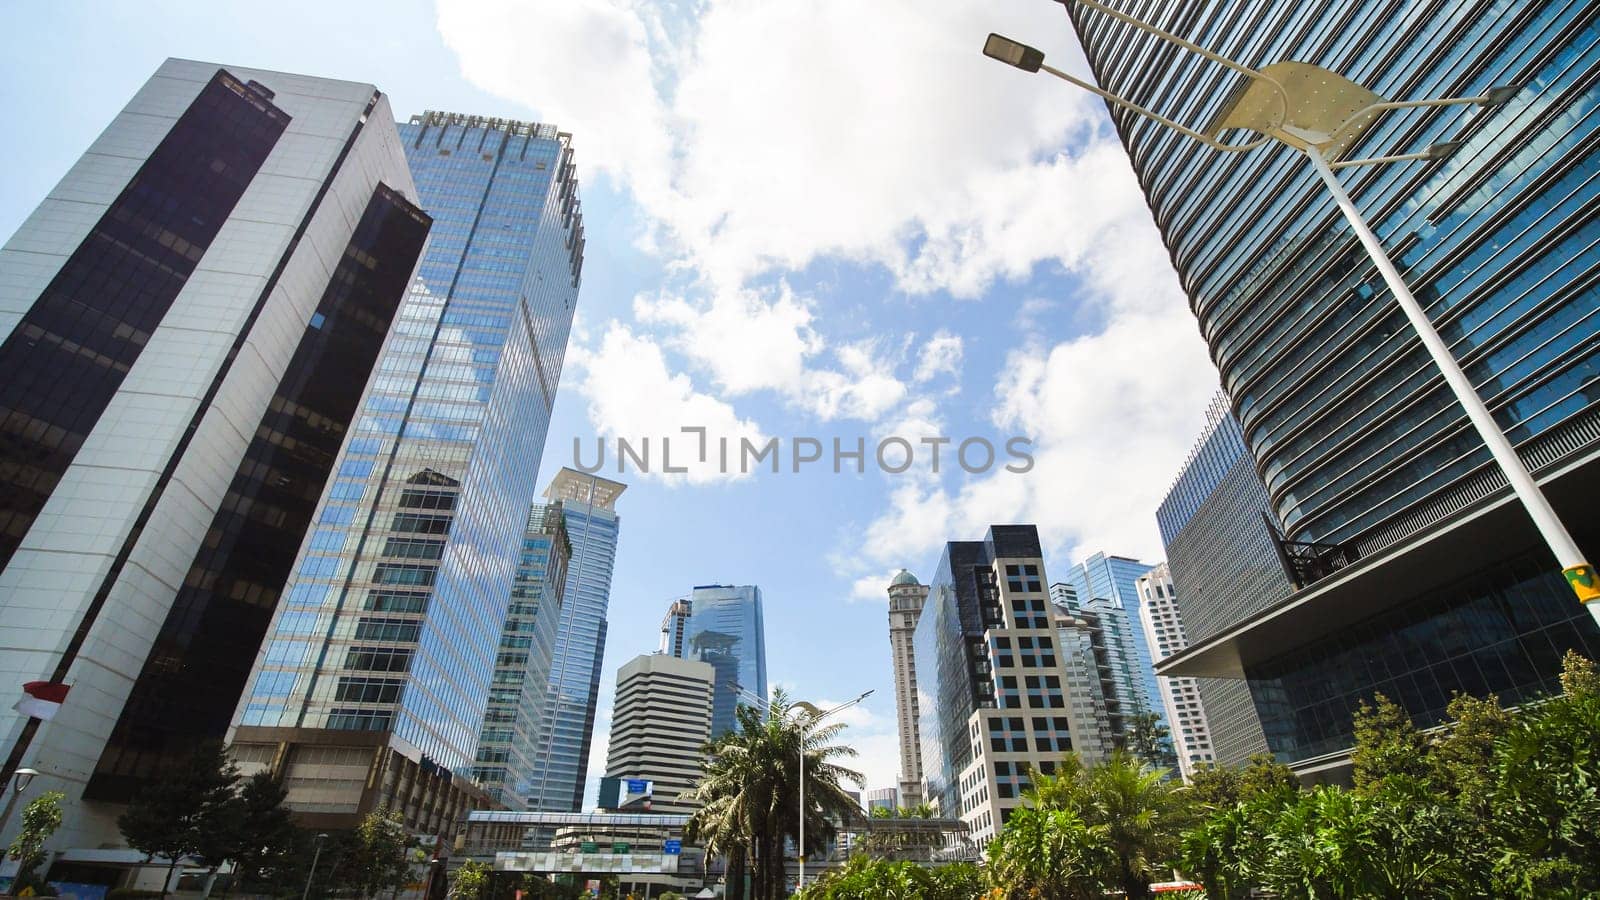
[{"left": 1068, "top": 1, "right": 1600, "bottom": 769}]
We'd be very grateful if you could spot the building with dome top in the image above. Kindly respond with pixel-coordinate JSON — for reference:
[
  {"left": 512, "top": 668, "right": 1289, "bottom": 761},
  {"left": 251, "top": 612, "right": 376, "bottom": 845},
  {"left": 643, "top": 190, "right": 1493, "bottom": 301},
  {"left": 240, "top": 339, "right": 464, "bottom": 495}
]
[{"left": 887, "top": 568, "right": 929, "bottom": 807}]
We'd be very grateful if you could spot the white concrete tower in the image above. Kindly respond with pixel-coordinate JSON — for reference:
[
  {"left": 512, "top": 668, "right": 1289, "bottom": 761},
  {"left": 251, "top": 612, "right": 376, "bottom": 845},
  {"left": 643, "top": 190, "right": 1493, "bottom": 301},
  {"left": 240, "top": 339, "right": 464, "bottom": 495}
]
[
  {"left": 887, "top": 569, "right": 928, "bottom": 808},
  {"left": 604, "top": 653, "right": 715, "bottom": 816},
  {"left": 1137, "top": 563, "right": 1215, "bottom": 780}
]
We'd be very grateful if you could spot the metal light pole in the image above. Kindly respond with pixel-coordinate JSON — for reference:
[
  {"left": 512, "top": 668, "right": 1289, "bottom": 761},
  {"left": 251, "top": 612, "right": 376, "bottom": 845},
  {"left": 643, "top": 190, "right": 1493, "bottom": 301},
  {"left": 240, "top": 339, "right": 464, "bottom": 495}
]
[
  {"left": 301, "top": 832, "right": 329, "bottom": 900},
  {"left": 983, "top": 0, "right": 1599, "bottom": 622},
  {"left": 789, "top": 691, "right": 872, "bottom": 892},
  {"left": 0, "top": 768, "right": 39, "bottom": 839}
]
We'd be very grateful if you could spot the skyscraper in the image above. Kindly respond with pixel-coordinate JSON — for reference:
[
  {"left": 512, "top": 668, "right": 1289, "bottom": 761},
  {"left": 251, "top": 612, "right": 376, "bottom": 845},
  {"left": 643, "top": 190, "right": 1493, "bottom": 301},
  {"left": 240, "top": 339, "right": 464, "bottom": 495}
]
[
  {"left": 663, "top": 585, "right": 768, "bottom": 738},
  {"left": 1061, "top": 554, "right": 1170, "bottom": 759},
  {"left": 886, "top": 569, "right": 929, "bottom": 808},
  {"left": 474, "top": 503, "right": 570, "bottom": 809},
  {"left": 1052, "top": 593, "right": 1119, "bottom": 761},
  {"left": 1157, "top": 396, "right": 1283, "bottom": 765},
  {"left": 525, "top": 468, "right": 626, "bottom": 820},
  {"left": 228, "top": 110, "right": 584, "bottom": 832},
  {"left": 603, "top": 653, "right": 715, "bottom": 817},
  {"left": 862, "top": 788, "right": 898, "bottom": 815},
  {"left": 914, "top": 525, "right": 1092, "bottom": 842},
  {"left": 1068, "top": 1, "right": 1600, "bottom": 772},
  {"left": 0, "top": 59, "right": 430, "bottom": 848},
  {"left": 659, "top": 598, "right": 691, "bottom": 658},
  {"left": 1136, "top": 565, "right": 1214, "bottom": 780}
]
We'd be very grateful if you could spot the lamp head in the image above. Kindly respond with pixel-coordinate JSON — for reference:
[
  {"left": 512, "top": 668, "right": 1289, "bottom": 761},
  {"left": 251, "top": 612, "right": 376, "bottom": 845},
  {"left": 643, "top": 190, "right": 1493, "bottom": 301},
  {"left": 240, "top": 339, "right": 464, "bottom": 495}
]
[
  {"left": 983, "top": 34, "right": 1045, "bottom": 73},
  {"left": 13, "top": 768, "right": 39, "bottom": 792},
  {"left": 1426, "top": 141, "right": 1463, "bottom": 160},
  {"left": 1480, "top": 84, "right": 1520, "bottom": 106}
]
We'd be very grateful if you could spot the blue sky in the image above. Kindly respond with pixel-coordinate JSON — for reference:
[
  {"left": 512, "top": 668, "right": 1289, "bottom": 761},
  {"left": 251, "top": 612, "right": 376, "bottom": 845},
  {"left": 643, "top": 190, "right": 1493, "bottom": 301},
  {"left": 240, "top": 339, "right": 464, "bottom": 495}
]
[{"left": 0, "top": 0, "right": 1223, "bottom": 796}]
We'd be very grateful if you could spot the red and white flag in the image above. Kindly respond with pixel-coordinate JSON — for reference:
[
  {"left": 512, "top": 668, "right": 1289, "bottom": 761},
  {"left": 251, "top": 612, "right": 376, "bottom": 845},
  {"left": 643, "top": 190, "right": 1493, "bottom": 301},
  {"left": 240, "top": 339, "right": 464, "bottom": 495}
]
[{"left": 13, "top": 681, "right": 69, "bottom": 721}]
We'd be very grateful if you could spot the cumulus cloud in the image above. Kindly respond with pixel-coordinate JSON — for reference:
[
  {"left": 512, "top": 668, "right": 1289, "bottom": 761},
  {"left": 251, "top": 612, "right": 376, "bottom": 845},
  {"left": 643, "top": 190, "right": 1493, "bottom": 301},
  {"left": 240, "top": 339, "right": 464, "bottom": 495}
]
[
  {"left": 859, "top": 225, "right": 1219, "bottom": 573},
  {"left": 434, "top": 0, "right": 1118, "bottom": 413},
  {"left": 912, "top": 332, "right": 963, "bottom": 385},
  {"left": 438, "top": 0, "right": 1221, "bottom": 564},
  {"left": 566, "top": 322, "right": 771, "bottom": 484}
]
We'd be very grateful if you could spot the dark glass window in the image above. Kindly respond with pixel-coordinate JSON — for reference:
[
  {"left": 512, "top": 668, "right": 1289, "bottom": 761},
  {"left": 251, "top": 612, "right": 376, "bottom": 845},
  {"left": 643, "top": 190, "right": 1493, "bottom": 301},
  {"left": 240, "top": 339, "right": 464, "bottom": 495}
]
[
  {"left": 0, "top": 70, "right": 287, "bottom": 566},
  {"left": 1249, "top": 548, "right": 1600, "bottom": 761},
  {"left": 85, "top": 183, "right": 430, "bottom": 799}
]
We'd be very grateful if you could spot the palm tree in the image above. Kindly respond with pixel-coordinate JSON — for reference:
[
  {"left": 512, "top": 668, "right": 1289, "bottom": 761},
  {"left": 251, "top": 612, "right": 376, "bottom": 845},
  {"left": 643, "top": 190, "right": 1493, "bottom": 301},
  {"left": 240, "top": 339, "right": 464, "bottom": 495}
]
[
  {"left": 1089, "top": 753, "right": 1192, "bottom": 899},
  {"left": 985, "top": 804, "right": 1112, "bottom": 900},
  {"left": 1026, "top": 751, "right": 1191, "bottom": 900},
  {"left": 684, "top": 688, "right": 864, "bottom": 900}
]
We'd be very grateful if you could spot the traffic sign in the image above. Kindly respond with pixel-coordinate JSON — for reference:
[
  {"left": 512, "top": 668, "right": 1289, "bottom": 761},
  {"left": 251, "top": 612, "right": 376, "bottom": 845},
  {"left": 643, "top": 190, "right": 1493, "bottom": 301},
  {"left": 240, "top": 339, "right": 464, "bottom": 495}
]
[{"left": 663, "top": 840, "right": 682, "bottom": 855}]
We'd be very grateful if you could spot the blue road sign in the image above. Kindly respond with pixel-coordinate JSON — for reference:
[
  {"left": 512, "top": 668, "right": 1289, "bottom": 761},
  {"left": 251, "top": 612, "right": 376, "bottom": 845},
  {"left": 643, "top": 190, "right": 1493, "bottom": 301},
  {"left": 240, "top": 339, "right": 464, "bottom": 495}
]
[{"left": 663, "top": 840, "right": 682, "bottom": 855}]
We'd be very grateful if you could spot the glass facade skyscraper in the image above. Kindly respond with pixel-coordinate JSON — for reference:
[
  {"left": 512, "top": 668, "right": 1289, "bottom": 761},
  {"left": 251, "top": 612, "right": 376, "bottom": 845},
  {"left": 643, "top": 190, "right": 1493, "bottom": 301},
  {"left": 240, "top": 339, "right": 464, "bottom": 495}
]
[
  {"left": 1069, "top": 1, "right": 1600, "bottom": 768},
  {"left": 1157, "top": 395, "right": 1285, "bottom": 764},
  {"left": 525, "top": 468, "right": 625, "bottom": 823},
  {"left": 474, "top": 503, "right": 569, "bottom": 809},
  {"left": 666, "top": 585, "right": 769, "bottom": 738},
  {"left": 0, "top": 59, "right": 430, "bottom": 851},
  {"left": 1061, "top": 554, "right": 1169, "bottom": 754},
  {"left": 229, "top": 111, "right": 584, "bottom": 831}
]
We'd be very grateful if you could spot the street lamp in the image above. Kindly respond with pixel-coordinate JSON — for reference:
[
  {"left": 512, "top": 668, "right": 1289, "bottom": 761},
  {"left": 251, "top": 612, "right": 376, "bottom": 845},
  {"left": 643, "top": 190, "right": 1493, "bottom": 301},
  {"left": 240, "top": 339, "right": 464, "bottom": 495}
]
[
  {"left": 301, "top": 832, "right": 329, "bottom": 900},
  {"left": 983, "top": 0, "right": 1599, "bottom": 620},
  {"left": 0, "top": 767, "right": 40, "bottom": 838},
  {"left": 788, "top": 691, "right": 872, "bottom": 892}
]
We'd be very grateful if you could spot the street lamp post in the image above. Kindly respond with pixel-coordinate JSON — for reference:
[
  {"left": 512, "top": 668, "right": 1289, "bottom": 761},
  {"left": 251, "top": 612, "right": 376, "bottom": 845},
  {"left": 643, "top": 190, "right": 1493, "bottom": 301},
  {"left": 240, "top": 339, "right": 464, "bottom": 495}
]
[
  {"left": 788, "top": 691, "right": 872, "bottom": 892},
  {"left": 301, "top": 832, "right": 329, "bottom": 900},
  {"left": 0, "top": 767, "right": 40, "bottom": 839},
  {"left": 982, "top": 0, "right": 1599, "bottom": 621}
]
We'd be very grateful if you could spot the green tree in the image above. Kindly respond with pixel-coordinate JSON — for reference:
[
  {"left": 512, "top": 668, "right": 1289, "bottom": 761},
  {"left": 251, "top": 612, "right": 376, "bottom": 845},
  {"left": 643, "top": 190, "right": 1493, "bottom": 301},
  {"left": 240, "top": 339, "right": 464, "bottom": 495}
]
[
  {"left": 1021, "top": 751, "right": 1190, "bottom": 899},
  {"left": 1177, "top": 797, "right": 1276, "bottom": 900},
  {"left": 447, "top": 860, "right": 490, "bottom": 900},
  {"left": 117, "top": 742, "right": 241, "bottom": 898},
  {"left": 8, "top": 789, "right": 65, "bottom": 894},
  {"left": 1251, "top": 781, "right": 1484, "bottom": 899},
  {"left": 1184, "top": 754, "right": 1297, "bottom": 810},
  {"left": 796, "top": 856, "right": 981, "bottom": 900},
  {"left": 1176, "top": 755, "right": 1297, "bottom": 899},
  {"left": 683, "top": 690, "right": 863, "bottom": 900},
  {"left": 1484, "top": 650, "right": 1600, "bottom": 897},
  {"left": 224, "top": 772, "right": 301, "bottom": 893},
  {"left": 329, "top": 807, "right": 419, "bottom": 900},
  {"left": 1079, "top": 751, "right": 1191, "bottom": 899},
  {"left": 1234, "top": 753, "right": 1299, "bottom": 801},
  {"left": 1121, "top": 711, "right": 1177, "bottom": 771},
  {"left": 985, "top": 804, "right": 1112, "bottom": 900},
  {"left": 1349, "top": 694, "right": 1428, "bottom": 791}
]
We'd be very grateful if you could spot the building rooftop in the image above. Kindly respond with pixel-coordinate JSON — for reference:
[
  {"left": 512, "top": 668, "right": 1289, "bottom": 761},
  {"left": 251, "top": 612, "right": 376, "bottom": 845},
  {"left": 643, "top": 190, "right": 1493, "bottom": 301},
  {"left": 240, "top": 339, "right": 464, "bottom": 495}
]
[
  {"left": 544, "top": 467, "right": 627, "bottom": 509},
  {"left": 890, "top": 569, "right": 920, "bottom": 587}
]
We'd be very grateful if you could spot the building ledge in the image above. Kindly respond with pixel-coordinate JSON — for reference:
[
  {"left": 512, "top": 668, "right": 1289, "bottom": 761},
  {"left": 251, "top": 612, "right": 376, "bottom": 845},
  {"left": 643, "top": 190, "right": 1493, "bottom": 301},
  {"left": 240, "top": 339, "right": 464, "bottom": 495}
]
[{"left": 1157, "top": 443, "right": 1600, "bottom": 680}]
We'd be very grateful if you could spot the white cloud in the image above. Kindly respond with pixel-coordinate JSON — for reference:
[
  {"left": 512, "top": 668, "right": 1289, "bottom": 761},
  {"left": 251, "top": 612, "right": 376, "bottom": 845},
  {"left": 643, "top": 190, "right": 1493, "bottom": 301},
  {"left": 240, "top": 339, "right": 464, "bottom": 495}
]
[
  {"left": 434, "top": 0, "right": 676, "bottom": 214},
  {"left": 912, "top": 332, "right": 963, "bottom": 385},
  {"left": 567, "top": 322, "right": 771, "bottom": 484},
  {"left": 439, "top": 0, "right": 1224, "bottom": 589},
  {"left": 849, "top": 570, "right": 900, "bottom": 604},
  {"left": 635, "top": 283, "right": 821, "bottom": 397},
  {"left": 665, "top": 0, "right": 1103, "bottom": 290},
  {"left": 436, "top": 0, "right": 1121, "bottom": 300},
  {"left": 857, "top": 222, "right": 1220, "bottom": 574}
]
